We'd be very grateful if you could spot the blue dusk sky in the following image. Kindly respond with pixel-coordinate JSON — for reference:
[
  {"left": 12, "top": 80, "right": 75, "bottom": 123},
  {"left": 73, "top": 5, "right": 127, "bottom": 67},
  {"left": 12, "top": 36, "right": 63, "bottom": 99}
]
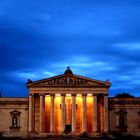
[{"left": 0, "top": 0, "right": 140, "bottom": 97}]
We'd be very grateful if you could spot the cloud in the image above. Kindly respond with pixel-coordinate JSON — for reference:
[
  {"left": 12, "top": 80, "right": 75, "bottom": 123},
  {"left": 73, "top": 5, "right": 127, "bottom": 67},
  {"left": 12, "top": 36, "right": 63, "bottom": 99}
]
[{"left": 0, "top": 0, "right": 140, "bottom": 97}]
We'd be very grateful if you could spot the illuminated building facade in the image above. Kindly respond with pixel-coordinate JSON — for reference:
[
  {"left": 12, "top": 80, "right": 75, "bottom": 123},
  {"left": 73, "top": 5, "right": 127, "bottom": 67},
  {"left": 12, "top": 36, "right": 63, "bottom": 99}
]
[
  {"left": 1, "top": 67, "right": 140, "bottom": 137},
  {"left": 26, "top": 67, "right": 111, "bottom": 135}
]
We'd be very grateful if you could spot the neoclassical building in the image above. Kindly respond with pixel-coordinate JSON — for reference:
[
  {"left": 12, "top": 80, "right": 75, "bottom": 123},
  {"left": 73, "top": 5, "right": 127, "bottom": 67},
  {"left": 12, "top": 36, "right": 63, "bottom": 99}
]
[
  {"left": 0, "top": 68, "right": 140, "bottom": 137},
  {"left": 27, "top": 67, "right": 110, "bottom": 135}
]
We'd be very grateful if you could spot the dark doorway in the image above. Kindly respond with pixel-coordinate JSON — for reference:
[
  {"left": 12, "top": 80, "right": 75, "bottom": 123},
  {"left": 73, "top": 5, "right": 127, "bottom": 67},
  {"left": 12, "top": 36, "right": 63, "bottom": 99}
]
[
  {"left": 65, "top": 124, "right": 71, "bottom": 133},
  {"left": 118, "top": 116, "right": 127, "bottom": 132}
]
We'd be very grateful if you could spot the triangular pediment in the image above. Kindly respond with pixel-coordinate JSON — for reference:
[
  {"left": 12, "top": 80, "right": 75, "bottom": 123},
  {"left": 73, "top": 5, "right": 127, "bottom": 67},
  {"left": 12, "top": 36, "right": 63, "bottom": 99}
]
[{"left": 26, "top": 74, "right": 111, "bottom": 88}]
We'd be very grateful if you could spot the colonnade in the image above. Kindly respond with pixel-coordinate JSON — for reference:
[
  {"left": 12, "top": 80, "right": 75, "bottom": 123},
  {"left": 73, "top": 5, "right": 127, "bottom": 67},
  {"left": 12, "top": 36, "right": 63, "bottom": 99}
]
[{"left": 28, "top": 93, "right": 108, "bottom": 134}]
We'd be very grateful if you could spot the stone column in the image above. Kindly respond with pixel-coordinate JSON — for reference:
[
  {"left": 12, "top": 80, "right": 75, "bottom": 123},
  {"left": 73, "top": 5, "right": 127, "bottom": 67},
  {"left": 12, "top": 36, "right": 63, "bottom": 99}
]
[
  {"left": 82, "top": 94, "right": 87, "bottom": 132},
  {"left": 61, "top": 94, "right": 66, "bottom": 132},
  {"left": 93, "top": 95, "right": 98, "bottom": 132},
  {"left": 39, "top": 94, "right": 45, "bottom": 133},
  {"left": 29, "top": 94, "right": 33, "bottom": 132},
  {"left": 50, "top": 94, "right": 55, "bottom": 133},
  {"left": 103, "top": 95, "right": 109, "bottom": 133},
  {"left": 72, "top": 94, "right": 76, "bottom": 133}
]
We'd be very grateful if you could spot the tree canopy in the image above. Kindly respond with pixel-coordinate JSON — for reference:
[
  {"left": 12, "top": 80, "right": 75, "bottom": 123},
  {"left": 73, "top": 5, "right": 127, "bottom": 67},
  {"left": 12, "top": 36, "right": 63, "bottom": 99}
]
[{"left": 115, "top": 93, "right": 134, "bottom": 98}]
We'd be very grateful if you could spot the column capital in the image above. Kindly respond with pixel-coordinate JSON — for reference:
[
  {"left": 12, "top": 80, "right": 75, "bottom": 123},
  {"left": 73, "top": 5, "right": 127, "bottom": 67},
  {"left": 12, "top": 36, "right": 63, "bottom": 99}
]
[
  {"left": 39, "top": 93, "right": 45, "bottom": 96},
  {"left": 82, "top": 93, "right": 87, "bottom": 96},
  {"left": 71, "top": 93, "right": 76, "bottom": 96},
  {"left": 29, "top": 94, "right": 34, "bottom": 97},
  {"left": 60, "top": 93, "right": 66, "bottom": 96},
  {"left": 92, "top": 93, "right": 98, "bottom": 96},
  {"left": 103, "top": 93, "right": 108, "bottom": 97},
  {"left": 50, "top": 93, "right": 55, "bottom": 96}
]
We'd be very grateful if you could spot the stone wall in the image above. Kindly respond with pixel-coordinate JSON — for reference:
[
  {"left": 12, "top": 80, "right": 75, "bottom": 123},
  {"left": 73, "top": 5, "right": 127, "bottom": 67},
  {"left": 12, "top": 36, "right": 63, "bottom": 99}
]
[
  {"left": 0, "top": 98, "right": 28, "bottom": 136},
  {"left": 1, "top": 96, "right": 140, "bottom": 137},
  {"left": 109, "top": 98, "right": 140, "bottom": 136}
]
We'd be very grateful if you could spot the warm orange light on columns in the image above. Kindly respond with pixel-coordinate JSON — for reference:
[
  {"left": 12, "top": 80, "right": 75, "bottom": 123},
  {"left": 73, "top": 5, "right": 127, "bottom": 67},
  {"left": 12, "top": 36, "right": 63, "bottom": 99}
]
[
  {"left": 45, "top": 95, "right": 50, "bottom": 132},
  {"left": 50, "top": 95, "right": 54, "bottom": 132},
  {"left": 93, "top": 95, "right": 98, "bottom": 133},
  {"left": 87, "top": 96, "right": 93, "bottom": 133},
  {"left": 65, "top": 95, "right": 72, "bottom": 125},
  {"left": 72, "top": 94, "right": 76, "bottom": 133},
  {"left": 61, "top": 95, "right": 66, "bottom": 132},
  {"left": 82, "top": 94, "right": 87, "bottom": 132},
  {"left": 76, "top": 95, "right": 82, "bottom": 133},
  {"left": 54, "top": 96, "right": 61, "bottom": 133}
]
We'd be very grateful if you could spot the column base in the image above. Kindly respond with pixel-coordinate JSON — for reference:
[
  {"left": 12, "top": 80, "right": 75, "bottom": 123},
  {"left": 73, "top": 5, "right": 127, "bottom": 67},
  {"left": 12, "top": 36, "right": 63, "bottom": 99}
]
[
  {"left": 49, "top": 131, "right": 55, "bottom": 135},
  {"left": 90, "top": 132, "right": 102, "bottom": 137},
  {"left": 79, "top": 131, "right": 89, "bottom": 138},
  {"left": 28, "top": 131, "right": 38, "bottom": 137},
  {"left": 71, "top": 131, "right": 77, "bottom": 136},
  {"left": 82, "top": 131, "right": 88, "bottom": 134}
]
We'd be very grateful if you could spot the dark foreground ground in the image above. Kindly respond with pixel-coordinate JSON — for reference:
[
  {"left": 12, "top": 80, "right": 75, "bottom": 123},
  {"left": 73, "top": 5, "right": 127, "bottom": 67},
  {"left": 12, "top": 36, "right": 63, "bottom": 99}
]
[{"left": 1, "top": 136, "right": 140, "bottom": 140}]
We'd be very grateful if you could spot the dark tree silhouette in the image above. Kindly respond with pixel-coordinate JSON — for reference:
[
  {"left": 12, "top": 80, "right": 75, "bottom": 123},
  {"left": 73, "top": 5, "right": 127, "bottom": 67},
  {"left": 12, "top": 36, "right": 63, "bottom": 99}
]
[{"left": 115, "top": 93, "right": 134, "bottom": 98}]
